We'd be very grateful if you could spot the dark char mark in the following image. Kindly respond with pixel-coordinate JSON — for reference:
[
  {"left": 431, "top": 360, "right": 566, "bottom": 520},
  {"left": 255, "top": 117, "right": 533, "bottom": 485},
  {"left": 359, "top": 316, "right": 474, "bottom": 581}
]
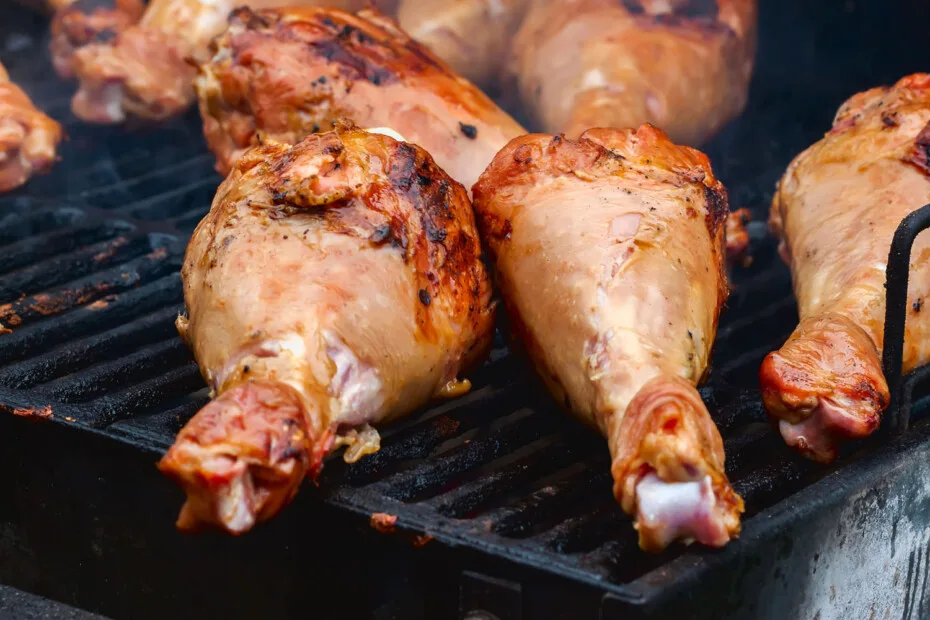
[{"left": 703, "top": 183, "right": 729, "bottom": 239}]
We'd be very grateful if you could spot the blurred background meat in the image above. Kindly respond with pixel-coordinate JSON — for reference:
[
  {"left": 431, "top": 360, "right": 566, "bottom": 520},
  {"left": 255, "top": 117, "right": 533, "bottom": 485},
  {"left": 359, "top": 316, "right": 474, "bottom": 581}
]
[
  {"left": 0, "top": 60, "right": 61, "bottom": 192},
  {"left": 509, "top": 0, "right": 756, "bottom": 146}
]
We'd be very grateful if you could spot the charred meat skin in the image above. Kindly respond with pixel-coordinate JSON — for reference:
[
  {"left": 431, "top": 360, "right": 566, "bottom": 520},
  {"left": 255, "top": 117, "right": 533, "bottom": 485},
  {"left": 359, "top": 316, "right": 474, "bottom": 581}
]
[
  {"left": 0, "top": 62, "right": 62, "bottom": 193},
  {"left": 472, "top": 125, "right": 742, "bottom": 552},
  {"left": 510, "top": 0, "right": 756, "bottom": 145},
  {"left": 761, "top": 74, "right": 930, "bottom": 463},
  {"left": 158, "top": 123, "right": 495, "bottom": 533},
  {"left": 50, "top": 0, "right": 145, "bottom": 78},
  {"left": 194, "top": 6, "right": 525, "bottom": 188}
]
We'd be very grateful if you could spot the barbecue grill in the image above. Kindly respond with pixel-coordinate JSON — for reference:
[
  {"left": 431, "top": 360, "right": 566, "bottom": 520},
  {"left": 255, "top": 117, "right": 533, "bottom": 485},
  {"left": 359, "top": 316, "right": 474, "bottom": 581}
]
[{"left": 3, "top": 1, "right": 930, "bottom": 618}]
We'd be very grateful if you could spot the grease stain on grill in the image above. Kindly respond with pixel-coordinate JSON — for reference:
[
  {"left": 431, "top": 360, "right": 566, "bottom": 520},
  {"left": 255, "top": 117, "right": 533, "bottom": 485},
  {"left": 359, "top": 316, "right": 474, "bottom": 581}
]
[{"left": 12, "top": 405, "right": 53, "bottom": 419}]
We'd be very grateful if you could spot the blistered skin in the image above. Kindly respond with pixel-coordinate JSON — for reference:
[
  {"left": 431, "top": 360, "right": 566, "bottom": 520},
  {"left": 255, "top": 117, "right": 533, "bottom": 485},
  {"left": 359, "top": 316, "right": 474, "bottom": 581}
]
[
  {"left": 396, "top": 0, "right": 529, "bottom": 90},
  {"left": 510, "top": 0, "right": 756, "bottom": 146},
  {"left": 158, "top": 124, "right": 495, "bottom": 533},
  {"left": 69, "top": 0, "right": 354, "bottom": 123},
  {"left": 761, "top": 74, "right": 930, "bottom": 462},
  {"left": 50, "top": 0, "right": 145, "bottom": 78},
  {"left": 472, "top": 125, "right": 743, "bottom": 552},
  {"left": 194, "top": 6, "right": 525, "bottom": 188},
  {"left": 0, "top": 62, "right": 62, "bottom": 193}
]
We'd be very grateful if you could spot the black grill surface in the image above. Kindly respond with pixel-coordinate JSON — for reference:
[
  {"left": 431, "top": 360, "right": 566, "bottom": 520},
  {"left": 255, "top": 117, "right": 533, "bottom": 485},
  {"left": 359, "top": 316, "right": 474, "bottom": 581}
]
[{"left": 4, "top": 1, "right": 930, "bottom": 618}]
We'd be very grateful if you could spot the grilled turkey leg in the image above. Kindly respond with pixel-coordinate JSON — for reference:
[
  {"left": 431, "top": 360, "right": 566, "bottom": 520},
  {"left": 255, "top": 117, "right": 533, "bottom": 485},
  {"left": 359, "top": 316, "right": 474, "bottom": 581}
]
[
  {"left": 194, "top": 6, "right": 525, "bottom": 188},
  {"left": 510, "top": 0, "right": 756, "bottom": 146},
  {"left": 0, "top": 62, "right": 62, "bottom": 193},
  {"left": 158, "top": 122, "right": 494, "bottom": 533},
  {"left": 396, "top": 0, "right": 529, "bottom": 90},
  {"left": 472, "top": 125, "right": 743, "bottom": 552},
  {"left": 761, "top": 73, "right": 930, "bottom": 462}
]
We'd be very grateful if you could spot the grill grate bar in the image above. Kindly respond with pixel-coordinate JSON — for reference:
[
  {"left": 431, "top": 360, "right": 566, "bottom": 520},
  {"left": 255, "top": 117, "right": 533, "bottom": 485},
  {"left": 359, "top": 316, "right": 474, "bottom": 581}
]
[
  {"left": 730, "top": 457, "right": 811, "bottom": 511},
  {"left": 72, "top": 363, "right": 204, "bottom": 428},
  {"left": 481, "top": 463, "right": 612, "bottom": 537},
  {"left": 0, "top": 220, "right": 134, "bottom": 277},
  {"left": 75, "top": 154, "right": 215, "bottom": 200},
  {"left": 44, "top": 337, "right": 192, "bottom": 403},
  {"left": 0, "top": 206, "right": 85, "bottom": 246},
  {"left": 527, "top": 502, "right": 627, "bottom": 554},
  {"left": 0, "top": 235, "right": 154, "bottom": 300},
  {"left": 0, "top": 246, "right": 177, "bottom": 331},
  {"left": 0, "top": 274, "right": 182, "bottom": 365},
  {"left": 108, "top": 396, "right": 209, "bottom": 452},
  {"left": 373, "top": 408, "right": 562, "bottom": 503},
  {"left": 426, "top": 435, "right": 592, "bottom": 518},
  {"left": 0, "top": 306, "right": 180, "bottom": 389}
]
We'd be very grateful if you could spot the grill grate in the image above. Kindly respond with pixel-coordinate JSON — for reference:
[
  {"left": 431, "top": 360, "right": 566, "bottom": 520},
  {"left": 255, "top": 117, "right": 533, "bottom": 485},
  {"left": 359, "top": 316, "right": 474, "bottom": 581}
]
[
  {"left": 5, "top": 1, "right": 930, "bottom": 618},
  {"left": 0, "top": 194, "right": 824, "bottom": 603}
]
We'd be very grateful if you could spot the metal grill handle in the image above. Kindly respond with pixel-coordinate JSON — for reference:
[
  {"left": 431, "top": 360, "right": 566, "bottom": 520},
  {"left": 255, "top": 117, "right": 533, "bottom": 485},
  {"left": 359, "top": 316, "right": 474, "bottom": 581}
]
[{"left": 881, "top": 202, "right": 930, "bottom": 436}]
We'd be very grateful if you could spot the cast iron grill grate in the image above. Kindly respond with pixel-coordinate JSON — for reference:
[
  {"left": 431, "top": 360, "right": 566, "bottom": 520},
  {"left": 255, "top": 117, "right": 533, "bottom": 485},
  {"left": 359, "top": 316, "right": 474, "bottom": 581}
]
[
  {"left": 4, "top": 1, "right": 930, "bottom": 616},
  {"left": 0, "top": 189, "right": 822, "bottom": 603}
]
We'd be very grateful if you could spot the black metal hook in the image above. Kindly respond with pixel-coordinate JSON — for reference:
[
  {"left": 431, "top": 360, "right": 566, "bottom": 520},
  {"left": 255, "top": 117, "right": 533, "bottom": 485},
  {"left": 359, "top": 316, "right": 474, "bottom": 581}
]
[{"left": 880, "top": 203, "right": 930, "bottom": 436}]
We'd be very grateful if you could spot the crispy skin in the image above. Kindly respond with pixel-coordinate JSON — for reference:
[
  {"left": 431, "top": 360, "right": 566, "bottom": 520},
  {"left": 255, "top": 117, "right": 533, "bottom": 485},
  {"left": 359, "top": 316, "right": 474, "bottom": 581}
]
[
  {"left": 472, "top": 125, "right": 742, "bottom": 551},
  {"left": 159, "top": 123, "right": 495, "bottom": 533},
  {"left": 69, "top": 0, "right": 357, "bottom": 123},
  {"left": 396, "top": 0, "right": 529, "bottom": 90},
  {"left": 761, "top": 74, "right": 930, "bottom": 462},
  {"left": 0, "top": 62, "right": 62, "bottom": 193},
  {"left": 194, "top": 6, "right": 525, "bottom": 187},
  {"left": 50, "top": 0, "right": 145, "bottom": 78},
  {"left": 510, "top": 0, "right": 756, "bottom": 145}
]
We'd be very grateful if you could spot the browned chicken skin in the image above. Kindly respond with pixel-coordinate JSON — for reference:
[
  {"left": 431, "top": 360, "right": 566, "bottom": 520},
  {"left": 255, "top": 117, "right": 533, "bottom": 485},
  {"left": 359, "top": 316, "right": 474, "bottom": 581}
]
[
  {"left": 396, "top": 0, "right": 529, "bottom": 90},
  {"left": 195, "top": 6, "right": 525, "bottom": 188},
  {"left": 50, "top": 0, "right": 145, "bottom": 78},
  {"left": 69, "top": 0, "right": 361, "bottom": 123},
  {"left": 510, "top": 0, "right": 757, "bottom": 146},
  {"left": 761, "top": 74, "right": 930, "bottom": 462},
  {"left": 158, "top": 122, "right": 494, "bottom": 533},
  {"left": 0, "top": 62, "right": 62, "bottom": 193},
  {"left": 472, "top": 125, "right": 743, "bottom": 552}
]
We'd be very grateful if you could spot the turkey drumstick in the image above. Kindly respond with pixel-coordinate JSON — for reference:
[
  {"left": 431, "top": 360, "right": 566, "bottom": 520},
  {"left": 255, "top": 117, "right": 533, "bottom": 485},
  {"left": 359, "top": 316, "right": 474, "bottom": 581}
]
[
  {"left": 395, "top": 0, "right": 529, "bottom": 90},
  {"left": 0, "top": 62, "right": 62, "bottom": 193},
  {"left": 472, "top": 125, "right": 743, "bottom": 552},
  {"left": 761, "top": 74, "right": 930, "bottom": 462},
  {"left": 194, "top": 6, "right": 525, "bottom": 188},
  {"left": 158, "top": 122, "right": 494, "bottom": 533},
  {"left": 510, "top": 0, "right": 756, "bottom": 147}
]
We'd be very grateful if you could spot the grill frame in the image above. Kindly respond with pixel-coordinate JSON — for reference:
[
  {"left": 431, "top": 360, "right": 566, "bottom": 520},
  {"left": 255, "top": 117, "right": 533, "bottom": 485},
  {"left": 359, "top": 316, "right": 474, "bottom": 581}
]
[{"left": 4, "top": 1, "right": 930, "bottom": 618}]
